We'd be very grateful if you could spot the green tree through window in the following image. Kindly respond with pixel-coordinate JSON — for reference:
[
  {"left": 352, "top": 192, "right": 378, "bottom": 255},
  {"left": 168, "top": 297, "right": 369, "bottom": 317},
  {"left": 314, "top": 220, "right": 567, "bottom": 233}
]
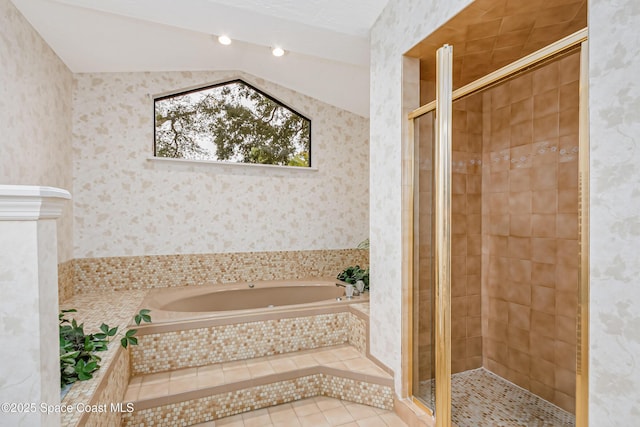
[{"left": 154, "top": 80, "right": 311, "bottom": 167}]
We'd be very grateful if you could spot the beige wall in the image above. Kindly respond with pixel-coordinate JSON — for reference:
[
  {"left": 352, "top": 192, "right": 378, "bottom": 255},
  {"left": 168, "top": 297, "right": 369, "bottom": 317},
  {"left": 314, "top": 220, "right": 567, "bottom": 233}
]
[
  {"left": 0, "top": 0, "right": 73, "bottom": 261},
  {"left": 481, "top": 53, "right": 579, "bottom": 413},
  {"left": 72, "top": 71, "right": 369, "bottom": 259}
]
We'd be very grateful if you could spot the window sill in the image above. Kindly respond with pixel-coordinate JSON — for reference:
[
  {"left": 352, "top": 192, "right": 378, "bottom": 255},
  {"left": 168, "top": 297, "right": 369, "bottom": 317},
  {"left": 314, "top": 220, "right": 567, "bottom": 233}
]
[{"left": 146, "top": 157, "right": 318, "bottom": 173}]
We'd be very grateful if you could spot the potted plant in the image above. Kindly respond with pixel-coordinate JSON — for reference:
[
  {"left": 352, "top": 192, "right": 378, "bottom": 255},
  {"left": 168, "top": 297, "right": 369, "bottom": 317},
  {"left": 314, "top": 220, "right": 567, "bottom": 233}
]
[{"left": 337, "top": 265, "right": 369, "bottom": 292}]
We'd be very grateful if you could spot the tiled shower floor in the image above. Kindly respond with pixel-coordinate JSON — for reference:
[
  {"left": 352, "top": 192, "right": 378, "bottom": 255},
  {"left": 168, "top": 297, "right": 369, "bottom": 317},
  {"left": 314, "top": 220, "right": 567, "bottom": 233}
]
[{"left": 419, "top": 368, "right": 575, "bottom": 427}]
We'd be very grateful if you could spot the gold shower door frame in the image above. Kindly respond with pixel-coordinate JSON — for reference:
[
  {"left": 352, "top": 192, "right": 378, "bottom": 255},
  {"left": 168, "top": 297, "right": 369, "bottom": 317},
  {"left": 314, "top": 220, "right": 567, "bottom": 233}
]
[{"left": 404, "top": 29, "right": 590, "bottom": 427}]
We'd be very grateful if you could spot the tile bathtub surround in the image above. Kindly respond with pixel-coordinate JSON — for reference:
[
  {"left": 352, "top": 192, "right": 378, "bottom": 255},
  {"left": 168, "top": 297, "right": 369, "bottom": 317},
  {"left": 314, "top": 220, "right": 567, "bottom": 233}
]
[
  {"left": 59, "top": 289, "right": 148, "bottom": 426},
  {"left": 70, "top": 249, "right": 369, "bottom": 294},
  {"left": 58, "top": 259, "right": 75, "bottom": 302},
  {"left": 130, "top": 311, "right": 367, "bottom": 375}
]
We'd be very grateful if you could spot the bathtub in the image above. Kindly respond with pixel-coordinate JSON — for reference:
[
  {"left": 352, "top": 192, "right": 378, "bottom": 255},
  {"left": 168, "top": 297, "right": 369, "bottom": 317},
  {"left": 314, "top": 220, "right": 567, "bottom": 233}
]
[{"left": 140, "top": 279, "right": 363, "bottom": 326}]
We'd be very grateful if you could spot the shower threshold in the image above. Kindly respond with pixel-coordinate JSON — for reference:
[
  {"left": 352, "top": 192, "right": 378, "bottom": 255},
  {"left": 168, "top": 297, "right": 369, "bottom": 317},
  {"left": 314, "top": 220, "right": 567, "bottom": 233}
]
[{"left": 418, "top": 368, "right": 575, "bottom": 427}]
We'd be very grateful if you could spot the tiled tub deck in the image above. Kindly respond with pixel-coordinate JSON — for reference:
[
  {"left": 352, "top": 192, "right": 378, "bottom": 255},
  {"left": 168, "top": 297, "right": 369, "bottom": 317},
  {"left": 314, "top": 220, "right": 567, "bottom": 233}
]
[{"left": 59, "top": 289, "right": 388, "bottom": 427}]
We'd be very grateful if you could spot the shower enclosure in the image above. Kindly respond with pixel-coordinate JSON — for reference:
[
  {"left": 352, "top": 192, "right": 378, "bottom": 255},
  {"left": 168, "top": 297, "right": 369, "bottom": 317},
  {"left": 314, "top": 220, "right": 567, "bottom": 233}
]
[{"left": 405, "top": 26, "right": 589, "bottom": 427}]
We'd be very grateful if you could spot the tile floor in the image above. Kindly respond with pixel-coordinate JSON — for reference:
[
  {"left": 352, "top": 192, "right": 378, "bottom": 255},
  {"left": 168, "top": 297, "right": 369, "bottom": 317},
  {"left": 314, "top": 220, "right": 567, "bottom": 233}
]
[
  {"left": 192, "top": 396, "right": 407, "bottom": 427},
  {"left": 419, "top": 368, "right": 575, "bottom": 427}
]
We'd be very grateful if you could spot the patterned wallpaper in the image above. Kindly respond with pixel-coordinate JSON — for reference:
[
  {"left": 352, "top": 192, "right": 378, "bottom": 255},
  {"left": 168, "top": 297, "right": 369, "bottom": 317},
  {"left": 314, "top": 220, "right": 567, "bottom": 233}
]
[
  {"left": 0, "top": 0, "right": 74, "bottom": 261},
  {"left": 72, "top": 71, "right": 369, "bottom": 258},
  {"left": 369, "top": 0, "right": 470, "bottom": 393},
  {"left": 371, "top": 0, "right": 640, "bottom": 421},
  {"left": 588, "top": 0, "right": 640, "bottom": 424}
]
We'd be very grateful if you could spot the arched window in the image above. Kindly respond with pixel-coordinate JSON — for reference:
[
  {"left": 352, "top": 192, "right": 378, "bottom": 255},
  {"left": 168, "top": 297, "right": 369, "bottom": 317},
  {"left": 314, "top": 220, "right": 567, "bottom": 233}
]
[{"left": 154, "top": 79, "right": 311, "bottom": 167}]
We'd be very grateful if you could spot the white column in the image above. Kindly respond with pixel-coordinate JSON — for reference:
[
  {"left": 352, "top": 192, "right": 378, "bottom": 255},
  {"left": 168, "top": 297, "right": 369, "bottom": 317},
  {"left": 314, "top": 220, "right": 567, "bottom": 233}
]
[{"left": 0, "top": 185, "right": 70, "bottom": 427}]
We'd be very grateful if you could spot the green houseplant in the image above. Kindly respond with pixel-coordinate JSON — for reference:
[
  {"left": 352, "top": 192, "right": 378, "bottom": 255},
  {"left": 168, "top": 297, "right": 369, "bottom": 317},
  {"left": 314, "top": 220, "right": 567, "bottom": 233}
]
[
  {"left": 59, "top": 308, "right": 151, "bottom": 388},
  {"left": 337, "top": 265, "right": 369, "bottom": 292}
]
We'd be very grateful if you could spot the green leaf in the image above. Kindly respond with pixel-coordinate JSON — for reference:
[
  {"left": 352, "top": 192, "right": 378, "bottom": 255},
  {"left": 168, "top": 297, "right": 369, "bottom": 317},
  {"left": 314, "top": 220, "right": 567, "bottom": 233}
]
[
  {"left": 120, "top": 337, "right": 128, "bottom": 348},
  {"left": 134, "top": 314, "right": 141, "bottom": 325},
  {"left": 108, "top": 327, "right": 118, "bottom": 336},
  {"left": 100, "top": 323, "right": 109, "bottom": 334},
  {"left": 125, "top": 329, "right": 137, "bottom": 338},
  {"left": 139, "top": 309, "right": 151, "bottom": 316},
  {"left": 128, "top": 337, "right": 138, "bottom": 346}
]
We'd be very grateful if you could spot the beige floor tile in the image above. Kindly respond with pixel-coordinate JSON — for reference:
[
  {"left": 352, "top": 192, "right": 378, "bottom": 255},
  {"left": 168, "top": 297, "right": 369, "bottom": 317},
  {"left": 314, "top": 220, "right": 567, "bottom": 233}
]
[
  {"left": 269, "top": 357, "right": 297, "bottom": 373},
  {"left": 292, "top": 399, "right": 321, "bottom": 417},
  {"left": 290, "top": 354, "right": 317, "bottom": 369},
  {"left": 344, "top": 403, "right": 378, "bottom": 420},
  {"left": 272, "top": 420, "right": 301, "bottom": 427},
  {"left": 379, "top": 412, "right": 408, "bottom": 427},
  {"left": 223, "top": 367, "right": 252, "bottom": 383},
  {"left": 242, "top": 408, "right": 271, "bottom": 427},
  {"left": 140, "top": 371, "right": 171, "bottom": 385},
  {"left": 122, "top": 385, "right": 139, "bottom": 402},
  {"left": 215, "top": 413, "right": 245, "bottom": 426},
  {"left": 314, "top": 396, "right": 345, "bottom": 411},
  {"left": 247, "top": 361, "right": 276, "bottom": 378},
  {"left": 128, "top": 376, "right": 143, "bottom": 386},
  {"left": 312, "top": 350, "right": 340, "bottom": 364},
  {"left": 299, "top": 412, "right": 331, "bottom": 427},
  {"left": 169, "top": 377, "right": 196, "bottom": 394},
  {"left": 356, "top": 416, "right": 389, "bottom": 427},
  {"left": 137, "top": 381, "right": 169, "bottom": 399},
  {"left": 332, "top": 346, "right": 362, "bottom": 361},
  {"left": 170, "top": 367, "right": 198, "bottom": 379},
  {"left": 197, "top": 370, "right": 225, "bottom": 388},
  {"left": 322, "top": 405, "right": 356, "bottom": 426},
  {"left": 222, "top": 360, "right": 247, "bottom": 370},
  {"left": 337, "top": 423, "right": 360, "bottom": 427}
]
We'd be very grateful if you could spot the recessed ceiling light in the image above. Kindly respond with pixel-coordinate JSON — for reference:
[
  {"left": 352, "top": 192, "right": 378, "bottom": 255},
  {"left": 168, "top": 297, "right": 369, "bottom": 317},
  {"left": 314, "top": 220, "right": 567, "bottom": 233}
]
[
  {"left": 272, "top": 47, "right": 285, "bottom": 57},
  {"left": 218, "top": 35, "right": 232, "bottom": 45}
]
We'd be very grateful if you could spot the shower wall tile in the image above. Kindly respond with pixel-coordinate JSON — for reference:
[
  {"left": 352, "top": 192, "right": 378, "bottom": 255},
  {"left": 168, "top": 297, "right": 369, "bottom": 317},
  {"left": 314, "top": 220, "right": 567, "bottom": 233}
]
[
  {"left": 451, "top": 94, "right": 484, "bottom": 375},
  {"left": 72, "top": 71, "right": 369, "bottom": 259},
  {"left": 482, "top": 52, "right": 580, "bottom": 413}
]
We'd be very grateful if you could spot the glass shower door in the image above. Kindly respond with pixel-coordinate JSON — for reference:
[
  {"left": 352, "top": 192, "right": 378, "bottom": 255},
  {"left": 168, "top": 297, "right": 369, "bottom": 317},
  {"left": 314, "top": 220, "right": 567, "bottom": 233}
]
[{"left": 412, "top": 110, "right": 436, "bottom": 412}]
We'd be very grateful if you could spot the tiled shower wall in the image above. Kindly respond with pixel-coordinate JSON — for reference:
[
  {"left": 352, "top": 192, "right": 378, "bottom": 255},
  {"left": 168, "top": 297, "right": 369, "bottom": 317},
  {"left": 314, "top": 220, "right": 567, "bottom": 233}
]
[
  {"left": 480, "top": 52, "right": 579, "bottom": 413},
  {"left": 451, "top": 93, "right": 484, "bottom": 374}
]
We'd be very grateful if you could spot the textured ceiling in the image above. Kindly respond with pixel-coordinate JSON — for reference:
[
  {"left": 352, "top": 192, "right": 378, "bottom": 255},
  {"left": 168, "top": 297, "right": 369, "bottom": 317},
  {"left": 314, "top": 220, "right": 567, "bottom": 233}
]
[
  {"left": 205, "top": 0, "right": 387, "bottom": 37},
  {"left": 406, "top": 0, "right": 587, "bottom": 93}
]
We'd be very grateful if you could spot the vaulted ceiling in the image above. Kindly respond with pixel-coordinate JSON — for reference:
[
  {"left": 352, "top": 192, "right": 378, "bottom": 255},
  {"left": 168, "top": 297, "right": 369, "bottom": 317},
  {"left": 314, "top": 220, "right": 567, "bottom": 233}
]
[{"left": 10, "top": 0, "right": 389, "bottom": 117}]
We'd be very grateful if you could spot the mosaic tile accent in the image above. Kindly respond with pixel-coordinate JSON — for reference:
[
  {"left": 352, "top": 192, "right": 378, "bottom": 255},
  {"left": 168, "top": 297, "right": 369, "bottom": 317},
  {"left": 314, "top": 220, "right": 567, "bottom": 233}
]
[
  {"left": 79, "top": 347, "right": 130, "bottom": 427},
  {"left": 121, "top": 374, "right": 393, "bottom": 427},
  {"left": 418, "top": 368, "right": 575, "bottom": 427},
  {"left": 72, "top": 249, "right": 369, "bottom": 293},
  {"left": 59, "top": 290, "right": 147, "bottom": 426},
  {"left": 131, "top": 313, "right": 351, "bottom": 375},
  {"left": 122, "top": 375, "right": 321, "bottom": 426},
  {"left": 348, "top": 311, "right": 368, "bottom": 354},
  {"left": 58, "top": 259, "right": 75, "bottom": 303},
  {"left": 192, "top": 396, "right": 406, "bottom": 427},
  {"left": 320, "top": 374, "right": 393, "bottom": 410}
]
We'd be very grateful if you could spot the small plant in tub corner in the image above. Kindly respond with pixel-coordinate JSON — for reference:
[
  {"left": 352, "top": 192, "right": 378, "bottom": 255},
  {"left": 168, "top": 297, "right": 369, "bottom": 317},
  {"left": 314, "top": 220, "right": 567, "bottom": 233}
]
[{"left": 337, "top": 265, "right": 369, "bottom": 292}]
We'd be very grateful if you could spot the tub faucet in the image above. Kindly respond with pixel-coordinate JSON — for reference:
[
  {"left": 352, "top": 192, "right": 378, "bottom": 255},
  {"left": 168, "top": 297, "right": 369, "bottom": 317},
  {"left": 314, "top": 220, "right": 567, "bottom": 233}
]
[{"left": 335, "top": 282, "right": 360, "bottom": 296}]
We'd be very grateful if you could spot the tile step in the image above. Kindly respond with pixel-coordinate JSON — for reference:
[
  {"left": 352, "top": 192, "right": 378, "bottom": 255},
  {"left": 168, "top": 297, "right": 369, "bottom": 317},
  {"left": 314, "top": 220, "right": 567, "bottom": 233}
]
[{"left": 125, "top": 344, "right": 391, "bottom": 408}]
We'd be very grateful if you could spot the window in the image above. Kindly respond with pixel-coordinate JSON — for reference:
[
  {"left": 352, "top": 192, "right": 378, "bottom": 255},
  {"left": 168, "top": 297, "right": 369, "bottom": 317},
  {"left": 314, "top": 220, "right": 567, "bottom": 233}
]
[{"left": 154, "top": 80, "right": 311, "bottom": 167}]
